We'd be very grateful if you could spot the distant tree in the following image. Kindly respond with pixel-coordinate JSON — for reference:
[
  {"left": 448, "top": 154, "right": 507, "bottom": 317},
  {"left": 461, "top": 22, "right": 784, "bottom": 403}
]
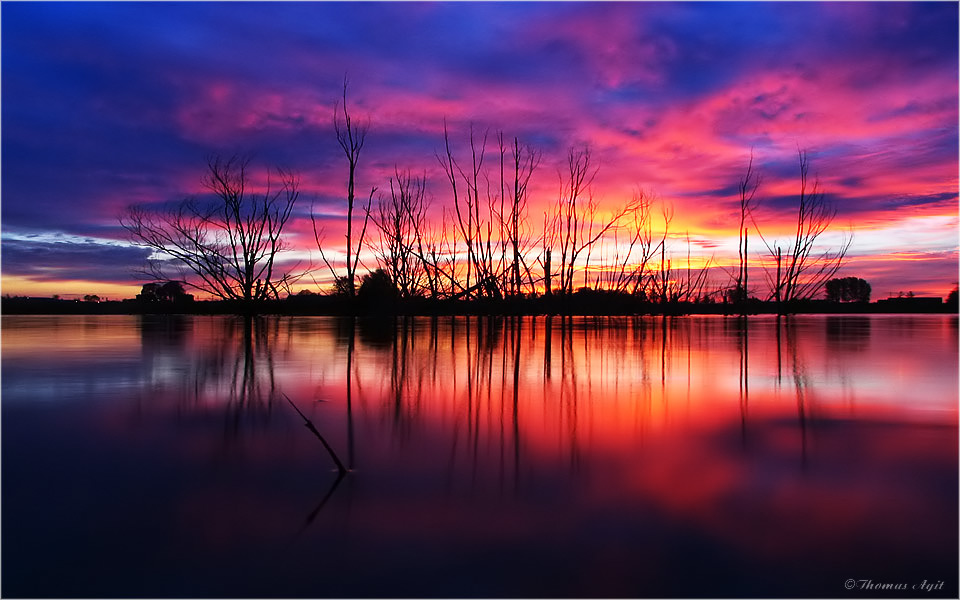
[
  {"left": 122, "top": 155, "right": 300, "bottom": 303},
  {"left": 357, "top": 268, "right": 397, "bottom": 303},
  {"left": 83, "top": 294, "right": 101, "bottom": 303},
  {"left": 137, "top": 281, "right": 194, "bottom": 302},
  {"left": 946, "top": 286, "right": 958, "bottom": 310},
  {"left": 825, "top": 277, "right": 871, "bottom": 303},
  {"left": 158, "top": 281, "right": 192, "bottom": 301}
]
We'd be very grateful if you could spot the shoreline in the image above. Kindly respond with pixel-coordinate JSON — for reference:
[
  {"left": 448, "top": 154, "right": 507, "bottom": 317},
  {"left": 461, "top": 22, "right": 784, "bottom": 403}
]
[{"left": 2, "top": 295, "right": 955, "bottom": 317}]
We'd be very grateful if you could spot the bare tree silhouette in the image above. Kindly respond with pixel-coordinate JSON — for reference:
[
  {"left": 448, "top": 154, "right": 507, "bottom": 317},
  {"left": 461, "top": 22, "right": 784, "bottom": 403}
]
[
  {"left": 314, "top": 78, "right": 376, "bottom": 297},
  {"left": 757, "top": 149, "right": 852, "bottom": 306},
  {"left": 437, "top": 123, "right": 502, "bottom": 299},
  {"left": 601, "top": 190, "right": 657, "bottom": 296},
  {"left": 122, "top": 155, "right": 300, "bottom": 302},
  {"left": 550, "top": 147, "right": 643, "bottom": 295},
  {"left": 498, "top": 134, "right": 541, "bottom": 297},
  {"left": 734, "top": 152, "right": 761, "bottom": 304},
  {"left": 369, "top": 168, "right": 430, "bottom": 298}
]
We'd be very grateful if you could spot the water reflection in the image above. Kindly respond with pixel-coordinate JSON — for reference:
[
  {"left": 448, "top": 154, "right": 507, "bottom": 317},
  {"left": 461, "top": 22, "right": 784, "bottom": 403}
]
[
  {"left": 138, "top": 315, "right": 285, "bottom": 442},
  {"left": 825, "top": 315, "right": 872, "bottom": 351},
  {"left": 2, "top": 314, "right": 957, "bottom": 598}
]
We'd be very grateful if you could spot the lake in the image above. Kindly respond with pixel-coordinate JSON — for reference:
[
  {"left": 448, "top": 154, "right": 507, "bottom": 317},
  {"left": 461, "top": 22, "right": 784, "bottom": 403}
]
[{"left": 2, "top": 314, "right": 957, "bottom": 598}]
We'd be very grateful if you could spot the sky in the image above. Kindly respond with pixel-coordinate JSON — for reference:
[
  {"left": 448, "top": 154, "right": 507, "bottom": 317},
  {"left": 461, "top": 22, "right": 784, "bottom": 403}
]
[{"left": 2, "top": 1, "right": 958, "bottom": 300}]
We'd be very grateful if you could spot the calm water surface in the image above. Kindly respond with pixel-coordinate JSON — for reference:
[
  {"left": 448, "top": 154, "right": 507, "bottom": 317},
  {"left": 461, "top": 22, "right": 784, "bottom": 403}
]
[{"left": 2, "top": 314, "right": 957, "bottom": 598}]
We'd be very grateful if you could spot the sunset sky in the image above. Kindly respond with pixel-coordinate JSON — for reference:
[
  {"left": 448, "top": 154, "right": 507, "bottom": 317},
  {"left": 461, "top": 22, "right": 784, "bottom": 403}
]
[{"left": 2, "top": 1, "right": 957, "bottom": 300}]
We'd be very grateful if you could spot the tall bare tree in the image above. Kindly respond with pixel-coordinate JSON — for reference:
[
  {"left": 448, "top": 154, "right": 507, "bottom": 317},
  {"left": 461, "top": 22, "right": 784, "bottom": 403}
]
[
  {"left": 734, "top": 152, "right": 760, "bottom": 303},
  {"left": 496, "top": 133, "right": 540, "bottom": 296},
  {"left": 757, "top": 149, "right": 852, "bottom": 305},
  {"left": 555, "top": 146, "right": 597, "bottom": 295},
  {"left": 437, "top": 123, "right": 502, "bottom": 299},
  {"left": 541, "top": 209, "right": 556, "bottom": 296},
  {"left": 313, "top": 78, "right": 374, "bottom": 297},
  {"left": 122, "top": 155, "right": 300, "bottom": 302}
]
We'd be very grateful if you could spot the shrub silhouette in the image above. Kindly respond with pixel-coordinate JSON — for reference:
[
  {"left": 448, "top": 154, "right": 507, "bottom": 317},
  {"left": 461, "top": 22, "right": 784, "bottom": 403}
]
[
  {"left": 947, "top": 286, "right": 958, "bottom": 310},
  {"left": 825, "top": 277, "right": 871, "bottom": 303},
  {"left": 138, "top": 281, "right": 193, "bottom": 303},
  {"left": 358, "top": 269, "right": 398, "bottom": 308}
]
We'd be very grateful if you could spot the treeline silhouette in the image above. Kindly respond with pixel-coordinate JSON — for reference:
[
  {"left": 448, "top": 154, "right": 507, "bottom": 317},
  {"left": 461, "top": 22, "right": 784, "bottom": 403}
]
[
  {"left": 112, "top": 81, "right": 949, "bottom": 316},
  {"left": 3, "top": 286, "right": 955, "bottom": 316}
]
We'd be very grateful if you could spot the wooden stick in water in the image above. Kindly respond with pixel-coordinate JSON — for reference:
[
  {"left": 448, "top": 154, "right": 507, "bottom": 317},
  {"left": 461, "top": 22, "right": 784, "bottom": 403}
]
[{"left": 282, "top": 393, "right": 348, "bottom": 475}]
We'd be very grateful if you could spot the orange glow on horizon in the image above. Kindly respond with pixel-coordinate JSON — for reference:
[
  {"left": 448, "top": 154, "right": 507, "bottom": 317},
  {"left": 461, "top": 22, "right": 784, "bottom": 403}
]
[{"left": 1, "top": 276, "right": 142, "bottom": 301}]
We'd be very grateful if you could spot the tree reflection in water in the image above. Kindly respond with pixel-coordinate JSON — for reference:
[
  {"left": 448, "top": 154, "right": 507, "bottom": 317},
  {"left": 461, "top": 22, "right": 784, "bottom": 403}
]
[
  {"left": 134, "top": 314, "right": 889, "bottom": 487},
  {"left": 139, "top": 315, "right": 283, "bottom": 441}
]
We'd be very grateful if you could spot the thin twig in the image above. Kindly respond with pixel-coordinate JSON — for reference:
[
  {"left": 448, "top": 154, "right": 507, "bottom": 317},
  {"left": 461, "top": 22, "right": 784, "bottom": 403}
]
[{"left": 282, "top": 393, "right": 347, "bottom": 474}]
